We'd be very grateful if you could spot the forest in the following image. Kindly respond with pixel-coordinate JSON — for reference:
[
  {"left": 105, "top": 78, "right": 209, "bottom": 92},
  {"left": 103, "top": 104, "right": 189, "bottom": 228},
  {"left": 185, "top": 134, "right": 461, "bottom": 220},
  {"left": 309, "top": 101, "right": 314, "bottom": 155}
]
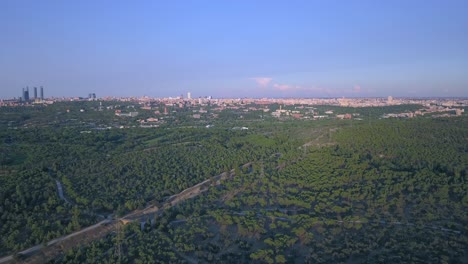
[{"left": 0, "top": 102, "right": 466, "bottom": 263}]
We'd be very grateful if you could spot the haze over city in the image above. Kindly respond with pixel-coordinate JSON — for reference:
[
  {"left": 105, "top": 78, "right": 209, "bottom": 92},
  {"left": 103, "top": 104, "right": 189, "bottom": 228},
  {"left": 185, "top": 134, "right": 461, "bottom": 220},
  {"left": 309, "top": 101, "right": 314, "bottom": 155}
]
[{"left": 1, "top": 0, "right": 468, "bottom": 99}]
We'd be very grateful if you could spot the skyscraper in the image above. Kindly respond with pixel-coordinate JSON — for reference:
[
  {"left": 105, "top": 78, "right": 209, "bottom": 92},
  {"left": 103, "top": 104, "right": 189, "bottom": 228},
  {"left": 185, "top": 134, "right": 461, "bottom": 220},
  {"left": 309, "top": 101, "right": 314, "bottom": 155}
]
[
  {"left": 34, "top": 87, "right": 37, "bottom": 99},
  {"left": 40, "top": 86, "right": 44, "bottom": 100},
  {"left": 23, "top": 87, "right": 30, "bottom": 101},
  {"left": 187, "top": 92, "right": 191, "bottom": 99}
]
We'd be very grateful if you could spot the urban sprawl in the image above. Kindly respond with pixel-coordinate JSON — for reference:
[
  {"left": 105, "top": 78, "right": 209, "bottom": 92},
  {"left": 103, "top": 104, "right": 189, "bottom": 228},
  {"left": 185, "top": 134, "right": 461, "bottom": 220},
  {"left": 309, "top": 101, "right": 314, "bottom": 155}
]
[{"left": 1, "top": 89, "right": 466, "bottom": 127}]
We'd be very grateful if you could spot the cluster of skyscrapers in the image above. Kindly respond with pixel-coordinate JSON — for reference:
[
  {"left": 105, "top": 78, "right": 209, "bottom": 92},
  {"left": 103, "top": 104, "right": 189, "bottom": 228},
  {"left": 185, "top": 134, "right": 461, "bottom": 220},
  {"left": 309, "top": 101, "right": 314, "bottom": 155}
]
[{"left": 21, "top": 86, "right": 44, "bottom": 102}]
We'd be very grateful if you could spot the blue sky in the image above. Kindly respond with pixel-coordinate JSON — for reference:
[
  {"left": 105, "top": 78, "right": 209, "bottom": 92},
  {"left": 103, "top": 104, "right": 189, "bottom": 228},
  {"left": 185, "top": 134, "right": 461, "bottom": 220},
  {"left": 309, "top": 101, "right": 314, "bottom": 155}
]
[{"left": 1, "top": 0, "right": 467, "bottom": 98}]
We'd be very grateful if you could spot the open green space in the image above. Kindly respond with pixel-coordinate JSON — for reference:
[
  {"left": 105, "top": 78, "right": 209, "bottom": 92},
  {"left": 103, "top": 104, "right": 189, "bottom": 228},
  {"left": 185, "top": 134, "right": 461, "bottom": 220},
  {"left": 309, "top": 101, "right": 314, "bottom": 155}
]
[{"left": 0, "top": 102, "right": 466, "bottom": 263}]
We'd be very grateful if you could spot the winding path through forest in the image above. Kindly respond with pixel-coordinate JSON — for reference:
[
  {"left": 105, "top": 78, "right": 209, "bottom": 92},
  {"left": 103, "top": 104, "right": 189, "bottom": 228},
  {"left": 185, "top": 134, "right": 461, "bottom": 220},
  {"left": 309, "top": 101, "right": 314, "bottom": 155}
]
[{"left": 55, "top": 180, "right": 71, "bottom": 204}]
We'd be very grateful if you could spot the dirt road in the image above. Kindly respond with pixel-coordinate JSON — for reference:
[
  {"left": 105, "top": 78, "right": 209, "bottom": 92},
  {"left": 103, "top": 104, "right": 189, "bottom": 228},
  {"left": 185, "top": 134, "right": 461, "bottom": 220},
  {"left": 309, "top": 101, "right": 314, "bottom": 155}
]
[
  {"left": 0, "top": 164, "right": 248, "bottom": 264},
  {"left": 0, "top": 219, "right": 111, "bottom": 264}
]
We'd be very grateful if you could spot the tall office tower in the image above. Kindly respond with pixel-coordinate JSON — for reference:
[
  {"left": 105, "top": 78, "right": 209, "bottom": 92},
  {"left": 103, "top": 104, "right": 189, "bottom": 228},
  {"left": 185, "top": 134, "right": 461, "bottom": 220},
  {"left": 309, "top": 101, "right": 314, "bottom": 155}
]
[
  {"left": 187, "top": 92, "right": 191, "bottom": 99},
  {"left": 23, "top": 87, "right": 30, "bottom": 101},
  {"left": 40, "top": 86, "right": 44, "bottom": 100},
  {"left": 34, "top": 87, "right": 38, "bottom": 99}
]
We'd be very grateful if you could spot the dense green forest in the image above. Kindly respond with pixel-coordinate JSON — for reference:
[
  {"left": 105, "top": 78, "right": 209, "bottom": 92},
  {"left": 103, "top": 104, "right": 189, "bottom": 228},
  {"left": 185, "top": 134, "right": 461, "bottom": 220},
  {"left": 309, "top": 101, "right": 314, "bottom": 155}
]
[
  {"left": 50, "top": 117, "right": 467, "bottom": 264},
  {"left": 0, "top": 125, "right": 296, "bottom": 256},
  {"left": 0, "top": 102, "right": 466, "bottom": 263}
]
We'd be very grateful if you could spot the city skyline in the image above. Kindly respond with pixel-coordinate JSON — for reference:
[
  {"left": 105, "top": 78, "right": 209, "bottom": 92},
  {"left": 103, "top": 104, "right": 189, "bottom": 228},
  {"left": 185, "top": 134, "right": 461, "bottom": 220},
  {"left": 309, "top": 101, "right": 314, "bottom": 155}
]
[{"left": 1, "top": 0, "right": 468, "bottom": 99}]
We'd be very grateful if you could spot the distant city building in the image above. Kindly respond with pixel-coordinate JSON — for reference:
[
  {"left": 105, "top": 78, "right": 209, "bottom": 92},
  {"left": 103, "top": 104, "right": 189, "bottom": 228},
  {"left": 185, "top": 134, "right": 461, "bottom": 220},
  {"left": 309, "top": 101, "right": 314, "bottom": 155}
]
[
  {"left": 22, "top": 87, "right": 30, "bottom": 101},
  {"left": 292, "top": 113, "right": 302, "bottom": 119},
  {"left": 338, "top": 98, "right": 349, "bottom": 107},
  {"left": 187, "top": 92, "right": 191, "bottom": 99},
  {"left": 19, "top": 86, "right": 44, "bottom": 102},
  {"left": 388, "top": 96, "right": 393, "bottom": 104},
  {"left": 88, "top": 93, "right": 96, "bottom": 99}
]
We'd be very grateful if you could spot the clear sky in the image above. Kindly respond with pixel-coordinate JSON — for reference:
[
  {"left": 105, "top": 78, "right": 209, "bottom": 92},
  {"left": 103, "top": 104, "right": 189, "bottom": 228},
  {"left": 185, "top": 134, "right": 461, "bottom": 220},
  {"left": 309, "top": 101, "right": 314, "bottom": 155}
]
[{"left": 1, "top": 0, "right": 467, "bottom": 99}]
